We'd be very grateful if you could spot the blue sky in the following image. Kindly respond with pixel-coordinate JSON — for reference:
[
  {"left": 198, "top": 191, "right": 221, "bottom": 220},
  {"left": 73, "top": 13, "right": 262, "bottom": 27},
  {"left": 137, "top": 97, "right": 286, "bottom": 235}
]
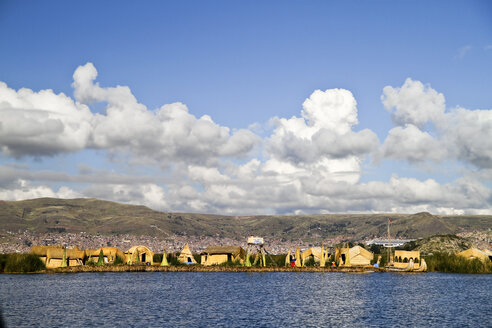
[{"left": 0, "top": 1, "right": 491, "bottom": 214}]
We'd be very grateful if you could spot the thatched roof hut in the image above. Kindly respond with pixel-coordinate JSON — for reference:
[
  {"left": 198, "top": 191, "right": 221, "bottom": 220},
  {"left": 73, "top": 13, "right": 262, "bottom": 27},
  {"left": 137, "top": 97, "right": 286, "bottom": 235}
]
[
  {"left": 125, "top": 245, "right": 154, "bottom": 265},
  {"left": 178, "top": 244, "right": 197, "bottom": 264},
  {"left": 457, "top": 248, "right": 491, "bottom": 262},
  {"left": 86, "top": 247, "right": 125, "bottom": 264},
  {"left": 31, "top": 245, "right": 63, "bottom": 256},
  {"left": 200, "top": 246, "right": 245, "bottom": 266},
  {"left": 45, "top": 247, "right": 85, "bottom": 268},
  {"left": 336, "top": 245, "right": 373, "bottom": 266}
]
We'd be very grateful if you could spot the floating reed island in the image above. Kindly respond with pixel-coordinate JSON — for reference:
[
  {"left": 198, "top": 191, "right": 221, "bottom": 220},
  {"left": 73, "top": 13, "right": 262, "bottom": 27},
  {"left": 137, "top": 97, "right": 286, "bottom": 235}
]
[
  {"left": 45, "top": 264, "right": 386, "bottom": 274},
  {"left": 28, "top": 237, "right": 432, "bottom": 273},
  {"left": 2, "top": 233, "right": 489, "bottom": 274}
]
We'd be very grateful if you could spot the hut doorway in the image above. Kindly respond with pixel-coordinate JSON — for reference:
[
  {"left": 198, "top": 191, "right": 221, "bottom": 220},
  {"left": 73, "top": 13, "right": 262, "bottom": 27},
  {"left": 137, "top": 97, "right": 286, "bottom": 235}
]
[
  {"left": 341, "top": 254, "right": 346, "bottom": 264},
  {"left": 141, "top": 253, "right": 146, "bottom": 263}
]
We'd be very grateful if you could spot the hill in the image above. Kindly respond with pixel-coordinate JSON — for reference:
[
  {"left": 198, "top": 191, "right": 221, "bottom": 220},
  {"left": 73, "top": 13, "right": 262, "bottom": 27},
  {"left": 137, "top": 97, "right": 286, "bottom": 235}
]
[
  {"left": 398, "top": 234, "right": 475, "bottom": 255},
  {"left": 0, "top": 198, "right": 490, "bottom": 242}
]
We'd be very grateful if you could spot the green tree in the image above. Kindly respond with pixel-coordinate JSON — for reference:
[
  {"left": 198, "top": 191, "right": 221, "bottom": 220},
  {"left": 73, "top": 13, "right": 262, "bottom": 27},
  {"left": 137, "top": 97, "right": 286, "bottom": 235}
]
[{"left": 97, "top": 250, "right": 105, "bottom": 266}]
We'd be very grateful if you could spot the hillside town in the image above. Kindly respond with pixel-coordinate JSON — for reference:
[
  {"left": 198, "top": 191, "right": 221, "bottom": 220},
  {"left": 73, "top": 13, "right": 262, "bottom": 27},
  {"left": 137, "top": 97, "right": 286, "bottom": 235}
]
[
  {"left": 1, "top": 228, "right": 490, "bottom": 256},
  {"left": 0, "top": 230, "right": 353, "bottom": 255}
]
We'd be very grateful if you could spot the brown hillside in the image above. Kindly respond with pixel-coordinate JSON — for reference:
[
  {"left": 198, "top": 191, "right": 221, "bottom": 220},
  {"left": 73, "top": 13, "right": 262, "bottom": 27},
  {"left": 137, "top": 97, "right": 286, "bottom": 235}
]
[{"left": 0, "top": 198, "right": 490, "bottom": 242}]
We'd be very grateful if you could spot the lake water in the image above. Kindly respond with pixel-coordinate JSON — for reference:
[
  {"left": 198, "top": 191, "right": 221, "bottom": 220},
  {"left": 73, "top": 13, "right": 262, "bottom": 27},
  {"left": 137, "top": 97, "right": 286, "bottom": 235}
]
[{"left": 0, "top": 272, "right": 490, "bottom": 327}]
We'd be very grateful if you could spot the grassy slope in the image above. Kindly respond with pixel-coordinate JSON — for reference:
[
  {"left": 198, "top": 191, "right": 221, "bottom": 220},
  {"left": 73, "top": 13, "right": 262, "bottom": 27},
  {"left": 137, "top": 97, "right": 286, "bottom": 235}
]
[{"left": 0, "top": 198, "right": 490, "bottom": 241}]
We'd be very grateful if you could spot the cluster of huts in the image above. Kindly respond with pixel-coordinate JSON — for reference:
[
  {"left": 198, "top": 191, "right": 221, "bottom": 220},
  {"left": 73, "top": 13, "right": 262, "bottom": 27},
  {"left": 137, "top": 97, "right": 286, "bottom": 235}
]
[
  {"left": 30, "top": 243, "right": 491, "bottom": 269},
  {"left": 31, "top": 245, "right": 157, "bottom": 269}
]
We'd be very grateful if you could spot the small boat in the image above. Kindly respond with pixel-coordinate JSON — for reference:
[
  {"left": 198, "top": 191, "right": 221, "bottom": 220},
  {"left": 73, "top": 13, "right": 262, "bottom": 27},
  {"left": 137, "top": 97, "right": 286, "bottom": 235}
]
[{"left": 386, "top": 258, "right": 427, "bottom": 272}]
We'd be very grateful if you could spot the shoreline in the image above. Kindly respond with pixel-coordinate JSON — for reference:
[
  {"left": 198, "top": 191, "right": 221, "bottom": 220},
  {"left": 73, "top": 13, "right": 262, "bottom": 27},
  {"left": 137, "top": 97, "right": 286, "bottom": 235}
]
[{"left": 41, "top": 265, "right": 387, "bottom": 274}]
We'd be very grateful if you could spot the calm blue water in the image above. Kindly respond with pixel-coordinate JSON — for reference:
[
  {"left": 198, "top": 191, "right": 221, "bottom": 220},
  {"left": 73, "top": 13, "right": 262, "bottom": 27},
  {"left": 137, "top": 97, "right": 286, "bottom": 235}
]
[{"left": 0, "top": 272, "right": 490, "bottom": 327}]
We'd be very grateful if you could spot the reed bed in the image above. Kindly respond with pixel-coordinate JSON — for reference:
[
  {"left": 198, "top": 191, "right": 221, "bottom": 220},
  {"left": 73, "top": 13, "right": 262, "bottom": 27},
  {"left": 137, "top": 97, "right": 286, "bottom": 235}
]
[{"left": 45, "top": 264, "right": 383, "bottom": 274}]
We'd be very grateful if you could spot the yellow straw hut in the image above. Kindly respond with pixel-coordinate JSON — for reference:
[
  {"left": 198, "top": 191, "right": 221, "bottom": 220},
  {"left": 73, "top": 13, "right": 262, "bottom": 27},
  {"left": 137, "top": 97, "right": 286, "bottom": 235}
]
[
  {"left": 301, "top": 246, "right": 328, "bottom": 265},
  {"left": 457, "top": 248, "right": 491, "bottom": 262},
  {"left": 178, "top": 244, "right": 197, "bottom": 264},
  {"left": 85, "top": 247, "right": 125, "bottom": 264},
  {"left": 200, "top": 246, "right": 246, "bottom": 266},
  {"left": 336, "top": 245, "right": 373, "bottom": 267},
  {"left": 125, "top": 245, "right": 154, "bottom": 265},
  {"left": 45, "top": 247, "right": 85, "bottom": 268},
  {"left": 31, "top": 245, "right": 63, "bottom": 265}
]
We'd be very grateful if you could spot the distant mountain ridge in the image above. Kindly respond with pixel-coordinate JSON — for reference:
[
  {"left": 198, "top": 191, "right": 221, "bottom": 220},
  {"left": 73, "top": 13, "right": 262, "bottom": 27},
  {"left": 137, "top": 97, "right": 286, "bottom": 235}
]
[{"left": 0, "top": 198, "right": 490, "bottom": 241}]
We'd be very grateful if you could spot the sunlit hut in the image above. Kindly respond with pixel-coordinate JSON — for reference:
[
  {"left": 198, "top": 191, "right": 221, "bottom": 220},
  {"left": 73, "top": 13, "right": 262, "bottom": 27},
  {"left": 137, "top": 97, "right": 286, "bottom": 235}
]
[
  {"left": 44, "top": 246, "right": 85, "bottom": 268},
  {"left": 31, "top": 245, "right": 62, "bottom": 265},
  {"left": 336, "top": 245, "right": 373, "bottom": 266},
  {"left": 457, "top": 248, "right": 492, "bottom": 262},
  {"left": 85, "top": 247, "right": 125, "bottom": 264},
  {"left": 178, "top": 244, "right": 197, "bottom": 264},
  {"left": 200, "top": 246, "right": 246, "bottom": 266},
  {"left": 125, "top": 245, "right": 154, "bottom": 265},
  {"left": 393, "top": 250, "right": 423, "bottom": 269},
  {"left": 301, "top": 247, "right": 330, "bottom": 265}
]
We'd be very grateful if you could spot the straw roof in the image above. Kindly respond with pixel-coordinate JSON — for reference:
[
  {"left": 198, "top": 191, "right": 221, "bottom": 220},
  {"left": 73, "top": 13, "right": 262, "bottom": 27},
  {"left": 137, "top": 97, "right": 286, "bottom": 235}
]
[
  {"left": 200, "top": 246, "right": 245, "bottom": 257},
  {"left": 31, "top": 245, "right": 63, "bottom": 256},
  {"left": 86, "top": 247, "right": 125, "bottom": 259},
  {"left": 336, "top": 245, "right": 373, "bottom": 265},
  {"left": 180, "top": 243, "right": 193, "bottom": 254},
  {"left": 178, "top": 243, "right": 197, "bottom": 263},
  {"left": 302, "top": 247, "right": 323, "bottom": 260},
  {"left": 46, "top": 248, "right": 85, "bottom": 259},
  {"left": 457, "top": 248, "right": 491, "bottom": 262},
  {"left": 125, "top": 245, "right": 153, "bottom": 254},
  {"left": 347, "top": 245, "right": 373, "bottom": 260}
]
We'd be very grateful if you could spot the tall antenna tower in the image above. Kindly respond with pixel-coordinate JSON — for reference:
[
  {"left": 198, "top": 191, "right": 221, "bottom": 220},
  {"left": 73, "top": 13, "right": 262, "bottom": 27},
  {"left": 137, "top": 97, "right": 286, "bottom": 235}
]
[{"left": 387, "top": 218, "right": 393, "bottom": 265}]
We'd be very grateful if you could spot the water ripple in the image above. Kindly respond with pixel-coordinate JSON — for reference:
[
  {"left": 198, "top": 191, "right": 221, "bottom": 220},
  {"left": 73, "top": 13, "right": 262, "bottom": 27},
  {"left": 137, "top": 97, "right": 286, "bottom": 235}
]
[{"left": 0, "top": 272, "right": 490, "bottom": 327}]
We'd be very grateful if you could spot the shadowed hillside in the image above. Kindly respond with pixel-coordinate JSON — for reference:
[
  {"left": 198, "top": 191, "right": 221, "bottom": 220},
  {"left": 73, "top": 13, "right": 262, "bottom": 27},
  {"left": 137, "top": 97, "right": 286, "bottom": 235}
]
[{"left": 0, "top": 198, "right": 490, "bottom": 241}]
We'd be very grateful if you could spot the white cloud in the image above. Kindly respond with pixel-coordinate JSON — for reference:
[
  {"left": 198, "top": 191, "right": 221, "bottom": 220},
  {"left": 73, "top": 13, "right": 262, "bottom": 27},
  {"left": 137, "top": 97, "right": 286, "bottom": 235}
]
[
  {"left": 380, "top": 124, "right": 446, "bottom": 162},
  {"left": 0, "top": 82, "right": 93, "bottom": 157},
  {"left": 73, "top": 63, "right": 259, "bottom": 165},
  {"left": 0, "top": 64, "right": 490, "bottom": 215},
  {"left": 0, "top": 179, "right": 80, "bottom": 201},
  {"left": 444, "top": 107, "right": 492, "bottom": 168},
  {"left": 380, "top": 78, "right": 492, "bottom": 169},
  {"left": 0, "top": 63, "right": 259, "bottom": 165},
  {"left": 82, "top": 183, "right": 168, "bottom": 211},
  {"left": 381, "top": 78, "right": 445, "bottom": 128},
  {"left": 265, "top": 88, "right": 378, "bottom": 184}
]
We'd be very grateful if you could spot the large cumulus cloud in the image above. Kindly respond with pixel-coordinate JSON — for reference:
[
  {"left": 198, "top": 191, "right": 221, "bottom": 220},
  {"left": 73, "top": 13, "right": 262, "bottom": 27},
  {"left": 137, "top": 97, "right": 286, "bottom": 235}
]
[
  {"left": 0, "top": 64, "right": 490, "bottom": 215},
  {"left": 382, "top": 78, "right": 445, "bottom": 128},
  {"left": 266, "top": 88, "right": 379, "bottom": 184},
  {"left": 0, "top": 82, "right": 92, "bottom": 157},
  {"left": 0, "top": 63, "right": 258, "bottom": 165},
  {"left": 380, "top": 78, "right": 492, "bottom": 170}
]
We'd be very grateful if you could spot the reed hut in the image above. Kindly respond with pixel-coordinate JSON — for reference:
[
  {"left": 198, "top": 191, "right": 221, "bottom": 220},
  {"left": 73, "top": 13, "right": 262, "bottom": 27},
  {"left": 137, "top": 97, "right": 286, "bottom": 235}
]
[
  {"left": 335, "top": 245, "right": 373, "bottom": 266},
  {"left": 178, "top": 244, "right": 197, "bottom": 264},
  {"left": 31, "top": 245, "right": 63, "bottom": 265},
  {"left": 301, "top": 246, "right": 331, "bottom": 264},
  {"left": 200, "top": 246, "right": 245, "bottom": 266},
  {"left": 85, "top": 247, "right": 125, "bottom": 264},
  {"left": 45, "top": 247, "right": 85, "bottom": 268},
  {"left": 125, "top": 245, "right": 154, "bottom": 265},
  {"left": 457, "top": 248, "right": 491, "bottom": 262}
]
